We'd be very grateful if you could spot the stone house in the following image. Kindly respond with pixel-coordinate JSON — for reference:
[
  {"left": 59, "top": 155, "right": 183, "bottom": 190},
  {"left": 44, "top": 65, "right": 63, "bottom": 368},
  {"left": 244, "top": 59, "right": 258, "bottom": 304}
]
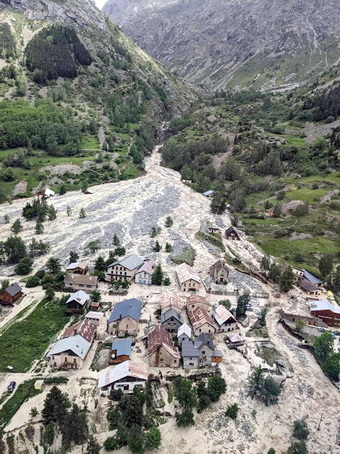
[
  {"left": 64, "top": 274, "right": 98, "bottom": 292},
  {"left": 225, "top": 226, "right": 241, "bottom": 240},
  {"left": 107, "top": 298, "right": 142, "bottom": 337},
  {"left": 66, "top": 261, "right": 89, "bottom": 275},
  {"left": 176, "top": 263, "right": 201, "bottom": 292},
  {"left": 188, "top": 306, "right": 216, "bottom": 336},
  {"left": 186, "top": 295, "right": 212, "bottom": 312},
  {"left": 209, "top": 259, "right": 229, "bottom": 284},
  {"left": 85, "top": 311, "right": 104, "bottom": 326},
  {"left": 105, "top": 253, "right": 144, "bottom": 282},
  {"left": 147, "top": 326, "right": 180, "bottom": 368},
  {"left": 135, "top": 260, "right": 155, "bottom": 285},
  {"left": 109, "top": 339, "right": 132, "bottom": 365},
  {"left": 182, "top": 333, "right": 222, "bottom": 368},
  {"left": 0, "top": 283, "right": 23, "bottom": 305},
  {"left": 213, "top": 305, "right": 238, "bottom": 332},
  {"left": 181, "top": 341, "right": 200, "bottom": 368},
  {"left": 160, "top": 293, "right": 184, "bottom": 312},
  {"left": 161, "top": 308, "right": 184, "bottom": 335},
  {"left": 98, "top": 361, "right": 148, "bottom": 396},
  {"left": 65, "top": 290, "right": 89, "bottom": 314},
  {"left": 177, "top": 323, "right": 192, "bottom": 346}
]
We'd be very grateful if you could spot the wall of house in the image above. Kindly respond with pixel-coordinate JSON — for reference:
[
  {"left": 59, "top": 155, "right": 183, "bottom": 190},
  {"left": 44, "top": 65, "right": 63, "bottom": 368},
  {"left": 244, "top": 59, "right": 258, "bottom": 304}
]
[
  {"left": 0, "top": 291, "right": 22, "bottom": 304},
  {"left": 162, "top": 318, "right": 182, "bottom": 334},
  {"left": 183, "top": 356, "right": 199, "bottom": 369},
  {"left": 99, "top": 380, "right": 146, "bottom": 396},
  {"left": 107, "top": 316, "right": 139, "bottom": 336},
  {"left": 65, "top": 282, "right": 96, "bottom": 291},
  {"left": 109, "top": 354, "right": 130, "bottom": 365},
  {"left": 217, "top": 321, "right": 237, "bottom": 333},
  {"left": 310, "top": 310, "right": 340, "bottom": 327},
  {"left": 198, "top": 346, "right": 214, "bottom": 366},
  {"left": 188, "top": 302, "right": 210, "bottom": 312},
  {"left": 180, "top": 279, "right": 200, "bottom": 292},
  {"left": 178, "top": 334, "right": 190, "bottom": 345},
  {"left": 149, "top": 346, "right": 179, "bottom": 368},
  {"left": 193, "top": 322, "right": 216, "bottom": 336},
  {"left": 106, "top": 265, "right": 138, "bottom": 282},
  {"left": 135, "top": 272, "right": 152, "bottom": 285},
  {"left": 50, "top": 352, "right": 83, "bottom": 369}
]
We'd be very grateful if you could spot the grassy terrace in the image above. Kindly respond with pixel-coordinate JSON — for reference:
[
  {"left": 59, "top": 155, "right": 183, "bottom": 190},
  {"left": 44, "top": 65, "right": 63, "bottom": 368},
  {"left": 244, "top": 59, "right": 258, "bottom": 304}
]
[{"left": 0, "top": 298, "right": 69, "bottom": 373}]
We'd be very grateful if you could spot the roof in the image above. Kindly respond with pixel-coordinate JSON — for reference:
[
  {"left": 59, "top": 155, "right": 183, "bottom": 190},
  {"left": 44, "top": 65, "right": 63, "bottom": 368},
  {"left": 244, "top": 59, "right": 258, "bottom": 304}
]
[
  {"left": 66, "top": 261, "right": 89, "bottom": 271},
  {"left": 44, "top": 188, "right": 55, "bottom": 197},
  {"left": 208, "top": 226, "right": 221, "bottom": 230},
  {"left": 225, "top": 226, "right": 240, "bottom": 237},
  {"left": 160, "top": 293, "right": 184, "bottom": 311},
  {"left": 177, "top": 323, "right": 192, "bottom": 338},
  {"left": 64, "top": 274, "right": 98, "bottom": 286},
  {"left": 108, "top": 298, "right": 142, "bottom": 323},
  {"left": 181, "top": 341, "right": 200, "bottom": 357},
  {"left": 3, "top": 283, "right": 22, "bottom": 297},
  {"left": 226, "top": 332, "right": 244, "bottom": 343},
  {"left": 298, "top": 279, "right": 317, "bottom": 293},
  {"left": 111, "top": 339, "right": 132, "bottom": 357},
  {"left": 203, "top": 190, "right": 214, "bottom": 196},
  {"left": 98, "top": 361, "right": 148, "bottom": 389},
  {"left": 214, "top": 305, "right": 237, "bottom": 326},
  {"left": 209, "top": 259, "right": 227, "bottom": 271},
  {"left": 188, "top": 306, "right": 215, "bottom": 331},
  {"left": 85, "top": 311, "right": 104, "bottom": 320},
  {"left": 106, "top": 254, "right": 144, "bottom": 271},
  {"left": 309, "top": 300, "right": 340, "bottom": 315},
  {"left": 194, "top": 333, "right": 215, "bottom": 350},
  {"left": 186, "top": 295, "right": 211, "bottom": 308},
  {"left": 161, "top": 308, "right": 183, "bottom": 324},
  {"left": 136, "top": 260, "right": 155, "bottom": 276},
  {"left": 65, "top": 290, "right": 89, "bottom": 307},
  {"left": 62, "top": 319, "right": 96, "bottom": 343},
  {"left": 302, "top": 269, "right": 323, "bottom": 285},
  {"left": 213, "top": 349, "right": 223, "bottom": 357},
  {"left": 147, "top": 326, "right": 180, "bottom": 359},
  {"left": 49, "top": 335, "right": 91, "bottom": 360},
  {"left": 176, "top": 263, "right": 200, "bottom": 285}
]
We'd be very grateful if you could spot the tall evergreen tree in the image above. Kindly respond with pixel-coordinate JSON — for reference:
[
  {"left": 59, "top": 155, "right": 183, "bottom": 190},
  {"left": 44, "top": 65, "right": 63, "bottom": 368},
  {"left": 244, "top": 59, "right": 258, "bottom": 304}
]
[{"left": 42, "top": 386, "right": 70, "bottom": 426}]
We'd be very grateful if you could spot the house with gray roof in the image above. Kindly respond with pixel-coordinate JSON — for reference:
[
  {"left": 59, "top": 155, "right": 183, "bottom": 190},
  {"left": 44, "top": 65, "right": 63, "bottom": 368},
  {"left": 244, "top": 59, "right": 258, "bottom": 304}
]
[
  {"left": 181, "top": 341, "right": 200, "bottom": 368},
  {"left": 48, "top": 335, "right": 91, "bottom": 370},
  {"left": 177, "top": 323, "right": 192, "bottom": 346},
  {"left": 105, "top": 253, "right": 144, "bottom": 282},
  {"left": 302, "top": 269, "right": 323, "bottom": 287},
  {"left": 0, "top": 283, "right": 23, "bottom": 305},
  {"left": 65, "top": 290, "right": 89, "bottom": 314},
  {"left": 110, "top": 339, "right": 132, "bottom": 364},
  {"left": 182, "top": 333, "right": 223, "bottom": 368},
  {"left": 107, "top": 298, "right": 143, "bottom": 337},
  {"left": 161, "top": 308, "right": 184, "bottom": 335}
]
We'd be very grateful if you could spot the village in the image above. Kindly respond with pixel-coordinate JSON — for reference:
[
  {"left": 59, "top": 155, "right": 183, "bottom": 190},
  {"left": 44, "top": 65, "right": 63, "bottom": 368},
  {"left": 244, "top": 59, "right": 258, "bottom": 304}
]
[{"left": 0, "top": 149, "right": 339, "bottom": 454}]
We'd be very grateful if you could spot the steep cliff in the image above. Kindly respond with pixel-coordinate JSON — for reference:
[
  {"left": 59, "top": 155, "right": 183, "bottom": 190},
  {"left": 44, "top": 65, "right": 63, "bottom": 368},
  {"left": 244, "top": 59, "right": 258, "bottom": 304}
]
[{"left": 103, "top": 0, "right": 340, "bottom": 90}]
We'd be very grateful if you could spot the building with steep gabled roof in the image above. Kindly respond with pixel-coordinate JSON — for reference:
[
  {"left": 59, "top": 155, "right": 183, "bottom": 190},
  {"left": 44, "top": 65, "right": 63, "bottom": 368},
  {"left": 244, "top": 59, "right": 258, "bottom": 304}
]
[
  {"left": 98, "top": 361, "right": 148, "bottom": 396},
  {"left": 0, "top": 283, "right": 23, "bottom": 305},
  {"left": 65, "top": 290, "right": 89, "bottom": 314},
  {"left": 176, "top": 263, "right": 201, "bottom": 292},
  {"left": 147, "top": 326, "right": 180, "bottom": 368},
  {"left": 105, "top": 253, "right": 144, "bottom": 282},
  {"left": 214, "top": 305, "right": 238, "bottom": 332},
  {"left": 107, "top": 298, "right": 142, "bottom": 336},
  {"left": 188, "top": 306, "right": 216, "bottom": 336},
  {"left": 161, "top": 308, "right": 184, "bottom": 335}
]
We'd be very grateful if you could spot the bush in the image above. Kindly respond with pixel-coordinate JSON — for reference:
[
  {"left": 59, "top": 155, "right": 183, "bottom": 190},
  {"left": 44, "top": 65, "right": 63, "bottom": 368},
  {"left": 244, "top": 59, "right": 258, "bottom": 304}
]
[
  {"left": 225, "top": 403, "right": 239, "bottom": 420},
  {"left": 15, "top": 257, "right": 34, "bottom": 275},
  {"left": 103, "top": 436, "right": 118, "bottom": 451},
  {"left": 293, "top": 420, "right": 309, "bottom": 440},
  {"left": 287, "top": 441, "right": 308, "bottom": 454},
  {"left": 26, "top": 275, "right": 40, "bottom": 288}
]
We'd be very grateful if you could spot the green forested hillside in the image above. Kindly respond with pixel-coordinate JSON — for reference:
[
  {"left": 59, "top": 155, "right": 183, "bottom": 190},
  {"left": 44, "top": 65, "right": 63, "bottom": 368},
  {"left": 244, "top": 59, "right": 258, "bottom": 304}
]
[{"left": 162, "top": 69, "right": 340, "bottom": 272}]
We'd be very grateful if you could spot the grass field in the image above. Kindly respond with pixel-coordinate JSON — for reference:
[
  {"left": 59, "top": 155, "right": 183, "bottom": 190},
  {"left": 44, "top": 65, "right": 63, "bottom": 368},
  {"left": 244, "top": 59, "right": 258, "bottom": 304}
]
[
  {"left": 81, "top": 135, "right": 100, "bottom": 150},
  {"left": 0, "top": 379, "right": 42, "bottom": 427},
  {"left": 0, "top": 298, "right": 69, "bottom": 373}
]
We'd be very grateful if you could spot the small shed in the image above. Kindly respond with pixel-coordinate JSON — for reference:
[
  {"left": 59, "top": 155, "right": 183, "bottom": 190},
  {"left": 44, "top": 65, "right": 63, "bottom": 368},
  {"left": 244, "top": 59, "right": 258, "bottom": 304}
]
[
  {"left": 225, "top": 226, "right": 241, "bottom": 241},
  {"left": 34, "top": 379, "right": 45, "bottom": 391}
]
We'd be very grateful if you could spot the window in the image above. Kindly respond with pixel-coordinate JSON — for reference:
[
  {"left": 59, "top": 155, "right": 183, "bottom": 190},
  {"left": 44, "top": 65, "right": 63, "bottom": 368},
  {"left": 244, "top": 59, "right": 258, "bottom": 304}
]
[{"left": 202, "top": 350, "right": 205, "bottom": 355}]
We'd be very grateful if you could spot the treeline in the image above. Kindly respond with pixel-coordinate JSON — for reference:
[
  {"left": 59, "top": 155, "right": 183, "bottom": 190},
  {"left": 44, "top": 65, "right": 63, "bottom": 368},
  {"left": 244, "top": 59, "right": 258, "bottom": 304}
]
[
  {"left": 302, "top": 82, "right": 340, "bottom": 122},
  {"left": 0, "top": 24, "right": 16, "bottom": 59},
  {"left": 0, "top": 99, "right": 83, "bottom": 153},
  {"left": 25, "top": 26, "right": 91, "bottom": 84}
]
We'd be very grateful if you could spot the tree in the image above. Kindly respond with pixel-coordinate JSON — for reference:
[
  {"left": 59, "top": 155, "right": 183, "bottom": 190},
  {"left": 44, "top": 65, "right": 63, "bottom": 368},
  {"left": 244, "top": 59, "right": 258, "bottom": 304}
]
[
  {"left": 248, "top": 366, "right": 281, "bottom": 406},
  {"left": 103, "top": 436, "right": 118, "bottom": 451},
  {"left": 165, "top": 216, "right": 173, "bottom": 228},
  {"left": 225, "top": 403, "right": 238, "bottom": 420},
  {"left": 174, "top": 377, "right": 197, "bottom": 410},
  {"left": 66, "top": 205, "right": 72, "bottom": 216},
  {"left": 84, "top": 240, "right": 101, "bottom": 255},
  {"left": 91, "top": 290, "right": 101, "bottom": 302},
  {"left": 113, "top": 234, "right": 120, "bottom": 246},
  {"left": 69, "top": 251, "right": 79, "bottom": 263},
  {"left": 11, "top": 219, "right": 23, "bottom": 234},
  {"left": 165, "top": 242, "right": 172, "bottom": 252},
  {"left": 206, "top": 376, "right": 226, "bottom": 402},
  {"left": 1, "top": 279, "right": 9, "bottom": 291},
  {"left": 211, "top": 191, "right": 227, "bottom": 214},
  {"left": 30, "top": 407, "right": 38, "bottom": 418},
  {"left": 175, "top": 409, "right": 195, "bottom": 427},
  {"left": 293, "top": 420, "right": 309, "bottom": 440},
  {"left": 151, "top": 265, "right": 164, "bottom": 285},
  {"left": 114, "top": 246, "right": 126, "bottom": 256},
  {"left": 86, "top": 435, "right": 101, "bottom": 454},
  {"left": 45, "top": 286, "right": 55, "bottom": 301},
  {"left": 321, "top": 353, "right": 340, "bottom": 381},
  {"left": 219, "top": 299, "right": 231, "bottom": 309},
  {"left": 318, "top": 254, "right": 334, "bottom": 278},
  {"left": 144, "top": 427, "right": 161, "bottom": 450},
  {"left": 127, "top": 425, "right": 144, "bottom": 454},
  {"left": 47, "top": 205, "right": 57, "bottom": 221},
  {"left": 260, "top": 255, "right": 271, "bottom": 271},
  {"left": 153, "top": 240, "right": 162, "bottom": 252},
  {"left": 3, "top": 236, "right": 27, "bottom": 264},
  {"left": 267, "top": 449, "right": 276, "bottom": 454},
  {"left": 273, "top": 204, "right": 282, "bottom": 217},
  {"left": 313, "top": 331, "right": 334, "bottom": 362},
  {"left": 287, "top": 441, "right": 308, "bottom": 454},
  {"left": 163, "top": 277, "right": 171, "bottom": 286},
  {"left": 236, "top": 294, "right": 249, "bottom": 318},
  {"left": 332, "top": 265, "right": 340, "bottom": 293},
  {"left": 15, "top": 257, "right": 33, "bottom": 275},
  {"left": 79, "top": 208, "right": 86, "bottom": 219},
  {"left": 35, "top": 219, "right": 44, "bottom": 234},
  {"left": 4, "top": 215, "right": 10, "bottom": 224},
  {"left": 62, "top": 404, "right": 88, "bottom": 448},
  {"left": 150, "top": 226, "right": 161, "bottom": 237},
  {"left": 46, "top": 257, "right": 61, "bottom": 274},
  {"left": 279, "top": 266, "right": 295, "bottom": 292},
  {"left": 59, "top": 184, "right": 67, "bottom": 195},
  {"left": 42, "top": 386, "right": 70, "bottom": 426},
  {"left": 26, "top": 275, "right": 40, "bottom": 287}
]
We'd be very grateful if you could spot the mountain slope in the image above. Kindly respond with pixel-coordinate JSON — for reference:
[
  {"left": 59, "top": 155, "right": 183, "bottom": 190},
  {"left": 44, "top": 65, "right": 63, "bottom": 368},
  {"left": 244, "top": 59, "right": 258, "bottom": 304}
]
[
  {"left": 0, "top": 0, "right": 193, "bottom": 199},
  {"left": 103, "top": 0, "right": 340, "bottom": 90}
]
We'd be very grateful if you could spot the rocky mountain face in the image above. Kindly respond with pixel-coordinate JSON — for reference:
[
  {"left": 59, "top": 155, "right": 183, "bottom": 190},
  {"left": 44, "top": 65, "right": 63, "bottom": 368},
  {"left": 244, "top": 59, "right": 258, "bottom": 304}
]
[{"left": 103, "top": 0, "right": 340, "bottom": 90}]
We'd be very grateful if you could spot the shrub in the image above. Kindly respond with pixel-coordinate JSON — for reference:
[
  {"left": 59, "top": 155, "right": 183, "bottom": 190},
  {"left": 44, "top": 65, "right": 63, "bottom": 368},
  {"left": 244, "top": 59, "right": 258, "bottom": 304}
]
[
  {"left": 225, "top": 403, "right": 239, "bottom": 420},
  {"left": 103, "top": 436, "right": 118, "bottom": 451},
  {"left": 26, "top": 276, "right": 40, "bottom": 288},
  {"left": 293, "top": 420, "right": 309, "bottom": 440}
]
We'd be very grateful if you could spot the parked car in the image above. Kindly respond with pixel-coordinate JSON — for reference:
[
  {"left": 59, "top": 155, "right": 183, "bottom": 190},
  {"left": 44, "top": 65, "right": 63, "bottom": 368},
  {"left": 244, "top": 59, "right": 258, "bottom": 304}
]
[
  {"left": 7, "top": 381, "right": 16, "bottom": 393},
  {"left": 318, "top": 328, "right": 326, "bottom": 332},
  {"left": 333, "top": 331, "right": 340, "bottom": 336}
]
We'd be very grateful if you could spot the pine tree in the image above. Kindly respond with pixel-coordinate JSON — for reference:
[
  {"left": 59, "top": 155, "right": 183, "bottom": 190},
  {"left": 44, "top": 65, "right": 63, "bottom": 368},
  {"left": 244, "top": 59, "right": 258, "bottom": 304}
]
[
  {"left": 151, "top": 265, "right": 163, "bottom": 285},
  {"left": 35, "top": 219, "right": 44, "bottom": 234},
  {"left": 79, "top": 208, "right": 86, "bottom": 219},
  {"left": 66, "top": 205, "right": 72, "bottom": 216},
  {"left": 42, "top": 386, "right": 70, "bottom": 426},
  {"left": 69, "top": 251, "right": 79, "bottom": 263},
  {"left": 153, "top": 241, "right": 162, "bottom": 252},
  {"left": 11, "top": 219, "right": 23, "bottom": 234},
  {"left": 62, "top": 404, "right": 88, "bottom": 448},
  {"left": 279, "top": 266, "right": 295, "bottom": 292}
]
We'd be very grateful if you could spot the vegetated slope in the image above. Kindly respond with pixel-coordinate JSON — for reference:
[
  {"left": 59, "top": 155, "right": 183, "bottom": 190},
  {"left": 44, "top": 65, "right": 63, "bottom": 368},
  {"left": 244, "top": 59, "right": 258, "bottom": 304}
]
[
  {"left": 0, "top": 0, "right": 193, "bottom": 200},
  {"left": 161, "top": 67, "right": 340, "bottom": 273},
  {"left": 103, "top": 0, "right": 340, "bottom": 90}
]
